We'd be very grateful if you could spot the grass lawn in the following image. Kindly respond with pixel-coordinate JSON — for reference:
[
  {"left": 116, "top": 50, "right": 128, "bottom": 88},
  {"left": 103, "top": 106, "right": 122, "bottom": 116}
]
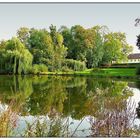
[
  {"left": 41, "top": 68, "right": 136, "bottom": 78},
  {"left": 74, "top": 68, "right": 136, "bottom": 77}
]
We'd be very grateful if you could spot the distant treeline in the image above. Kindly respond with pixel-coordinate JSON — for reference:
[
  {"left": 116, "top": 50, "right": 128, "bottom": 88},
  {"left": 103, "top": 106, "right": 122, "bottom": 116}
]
[{"left": 0, "top": 25, "right": 133, "bottom": 74}]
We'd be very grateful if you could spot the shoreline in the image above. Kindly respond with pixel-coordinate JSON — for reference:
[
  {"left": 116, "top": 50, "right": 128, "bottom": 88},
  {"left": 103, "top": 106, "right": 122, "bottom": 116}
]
[
  {"left": 41, "top": 72, "right": 139, "bottom": 79},
  {"left": 0, "top": 68, "right": 139, "bottom": 79}
]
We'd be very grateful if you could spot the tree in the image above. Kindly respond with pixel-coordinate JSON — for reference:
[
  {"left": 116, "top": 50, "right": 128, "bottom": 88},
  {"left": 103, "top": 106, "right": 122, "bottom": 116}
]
[
  {"left": 17, "top": 27, "right": 30, "bottom": 46},
  {"left": 136, "top": 34, "right": 140, "bottom": 49},
  {"left": 59, "top": 26, "right": 75, "bottom": 60},
  {"left": 102, "top": 32, "right": 132, "bottom": 65},
  {"left": 49, "top": 25, "right": 67, "bottom": 71},
  {"left": 0, "top": 25, "right": 133, "bottom": 74},
  {"left": 5, "top": 37, "right": 33, "bottom": 74},
  {"left": 0, "top": 40, "right": 8, "bottom": 72},
  {"left": 60, "top": 25, "right": 108, "bottom": 68},
  {"left": 86, "top": 26, "right": 107, "bottom": 68},
  {"left": 27, "top": 28, "right": 54, "bottom": 66},
  {"left": 25, "top": 26, "right": 67, "bottom": 71}
]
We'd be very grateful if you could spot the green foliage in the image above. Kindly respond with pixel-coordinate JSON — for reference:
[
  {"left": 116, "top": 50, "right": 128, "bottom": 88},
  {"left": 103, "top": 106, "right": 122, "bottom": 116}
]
[
  {"left": 31, "top": 65, "right": 40, "bottom": 74},
  {"left": 38, "top": 64, "right": 48, "bottom": 72},
  {"left": 0, "top": 25, "right": 133, "bottom": 74},
  {"left": 136, "top": 65, "right": 140, "bottom": 75},
  {"left": 30, "top": 64, "right": 48, "bottom": 74},
  {"left": 26, "top": 26, "right": 67, "bottom": 72},
  {"left": 0, "top": 37, "right": 33, "bottom": 74},
  {"left": 49, "top": 25, "right": 67, "bottom": 71},
  {"left": 60, "top": 25, "right": 132, "bottom": 68},
  {"left": 0, "top": 75, "right": 136, "bottom": 137},
  {"left": 86, "top": 27, "right": 105, "bottom": 68},
  {"left": 62, "top": 59, "right": 86, "bottom": 71},
  {"left": 102, "top": 32, "right": 133, "bottom": 65},
  {"left": 17, "top": 27, "right": 30, "bottom": 45},
  {"left": 61, "top": 66, "right": 73, "bottom": 72},
  {"left": 27, "top": 28, "right": 54, "bottom": 65}
]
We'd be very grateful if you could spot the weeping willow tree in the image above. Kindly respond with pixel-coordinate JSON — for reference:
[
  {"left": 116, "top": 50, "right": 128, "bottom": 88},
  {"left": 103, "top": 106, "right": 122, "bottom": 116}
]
[
  {"left": 0, "top": 41, "right": 7, "bottom": 73},
  {"left": 5, "top": 37, "right": 33, "bottom": 74}
]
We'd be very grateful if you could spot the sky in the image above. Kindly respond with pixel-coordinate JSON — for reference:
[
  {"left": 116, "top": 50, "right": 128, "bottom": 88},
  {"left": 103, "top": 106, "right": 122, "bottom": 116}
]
[{"left": 0, "top": 3, "right": 140, "bottom": 53}]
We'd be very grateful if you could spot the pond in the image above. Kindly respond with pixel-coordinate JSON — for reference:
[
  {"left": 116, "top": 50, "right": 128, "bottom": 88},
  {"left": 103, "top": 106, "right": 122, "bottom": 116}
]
[{"left": 0, "top": 75, "right": 140, "bottom": 137}]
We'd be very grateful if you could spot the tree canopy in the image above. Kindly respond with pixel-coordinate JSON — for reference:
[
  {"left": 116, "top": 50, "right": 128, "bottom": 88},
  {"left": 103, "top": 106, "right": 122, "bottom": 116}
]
[
  {"left": 0, "top": 37, "right": 33, "bottom": 74},
  {"left": 0, "top": 24, "right": 133, "bottom": 74}
]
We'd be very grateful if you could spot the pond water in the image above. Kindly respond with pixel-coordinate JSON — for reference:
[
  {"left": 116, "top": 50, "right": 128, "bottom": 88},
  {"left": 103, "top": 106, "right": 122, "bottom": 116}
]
[{"left": 0, "top": 75, "right": 140, "bottom": 137}]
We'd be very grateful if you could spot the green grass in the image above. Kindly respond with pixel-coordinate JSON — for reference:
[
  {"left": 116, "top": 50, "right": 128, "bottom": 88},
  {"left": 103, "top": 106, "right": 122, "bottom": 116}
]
[{"left": 41, "top": 68, "right": 136, "bottom": 78}]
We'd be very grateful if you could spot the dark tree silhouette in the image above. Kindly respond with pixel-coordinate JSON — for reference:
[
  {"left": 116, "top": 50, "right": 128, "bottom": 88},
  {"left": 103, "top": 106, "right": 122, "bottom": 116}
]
[
  {"left": 135, "top": 18, "right": 140, "bottom": 27},
  {"left": 136, "top": 35, "right": 140, "bottom": 49},
  {"left": 135, "top": 18, "right": 140, "bottom": 49}
]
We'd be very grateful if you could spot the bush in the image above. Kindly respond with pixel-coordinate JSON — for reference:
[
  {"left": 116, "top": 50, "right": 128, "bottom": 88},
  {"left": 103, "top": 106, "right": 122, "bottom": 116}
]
[
  {"left": 62, "top": 59, "right": 86, "bottom": 71},
  {"left": 136, "top": 65, "right": 140, "bottom": 75},
  {"left": 92, "top": 68, "right": 101, "bottom": 72},
  {"left": 30, "top": 64, "right": 48, "bottom": 74},
  {"left": 31, "top": 65, "right": 39, "bottom": 74},
  {"left": 61, "top": 66, "right": 73, "bottom": 72},
  {"left": 38, "top": 64, "right": 48, "bottom": 72}
]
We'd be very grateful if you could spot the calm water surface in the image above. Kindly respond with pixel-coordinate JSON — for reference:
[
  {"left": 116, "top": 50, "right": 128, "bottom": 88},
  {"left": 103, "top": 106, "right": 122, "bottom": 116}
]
[{"left": 0, "top": 75, "right": 140, "bottom": 137}]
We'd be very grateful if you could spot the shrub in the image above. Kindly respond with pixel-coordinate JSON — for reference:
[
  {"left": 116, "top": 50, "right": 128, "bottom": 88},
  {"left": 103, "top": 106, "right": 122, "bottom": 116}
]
[
  {"left": 31, "top": 64, "right": 39, "bottom": 74},
  {"left": 30, "top": 64, "right": 48, "bottom": 74},
  {"left": 38, "top": 64, "right": 48, "bottom": 72},
  {"left": 92, "top": 68, "right": 101, "bottom": 72},
  {"left": 62, "top": 59, "right": 86, "bottom": 71},
  {"left": 136, "top": 65, "right": 140, "bottom": 75},
  {"left": 61, "top": 66, "right": 73, "bottom": 72}
]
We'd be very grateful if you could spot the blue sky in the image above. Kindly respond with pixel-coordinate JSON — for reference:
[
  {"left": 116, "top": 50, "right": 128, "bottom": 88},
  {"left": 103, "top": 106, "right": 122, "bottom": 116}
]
[{"left": 0, "top": 3, "right": 140, "bottom": 52}]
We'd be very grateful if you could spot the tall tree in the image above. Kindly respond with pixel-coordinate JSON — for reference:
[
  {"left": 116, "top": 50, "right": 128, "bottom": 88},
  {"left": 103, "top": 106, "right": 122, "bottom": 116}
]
[
  {"left": 17, "top": 27, "right": 30, "bottom": 46},
  {"left": 60, "top": 25, "right": 108, "bottom": 68},
  {"left": 27, "top": 28, "right": 54, "bottom": 66},
  {"left": 136, "top": 34, "right": 140, "bottom": 49},
  {"left": 49, "top": 25, "right": 67, "bottom": 71},
  {"left": 102, "top": 32, "right": 132, "bottom": 65},
  {"left": 5, "top": 37, "right": 33, "bottom": 74},
  {"left": 86, "top": 26, "right": 107, "bottom": 68},
  {"left": 59, "top": 26, "right": 75, "bottom": 60}
]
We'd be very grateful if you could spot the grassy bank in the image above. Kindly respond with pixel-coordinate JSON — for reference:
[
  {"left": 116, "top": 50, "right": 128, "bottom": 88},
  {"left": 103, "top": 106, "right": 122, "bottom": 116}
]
[{"left": 41, "top": 68, "right": 137, "bottom": 78}]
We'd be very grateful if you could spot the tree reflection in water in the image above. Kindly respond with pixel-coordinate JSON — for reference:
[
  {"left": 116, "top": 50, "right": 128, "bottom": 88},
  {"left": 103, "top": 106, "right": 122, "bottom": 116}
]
[{"left": 0, "top": 75, "right": 140, "bottom": 137}]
